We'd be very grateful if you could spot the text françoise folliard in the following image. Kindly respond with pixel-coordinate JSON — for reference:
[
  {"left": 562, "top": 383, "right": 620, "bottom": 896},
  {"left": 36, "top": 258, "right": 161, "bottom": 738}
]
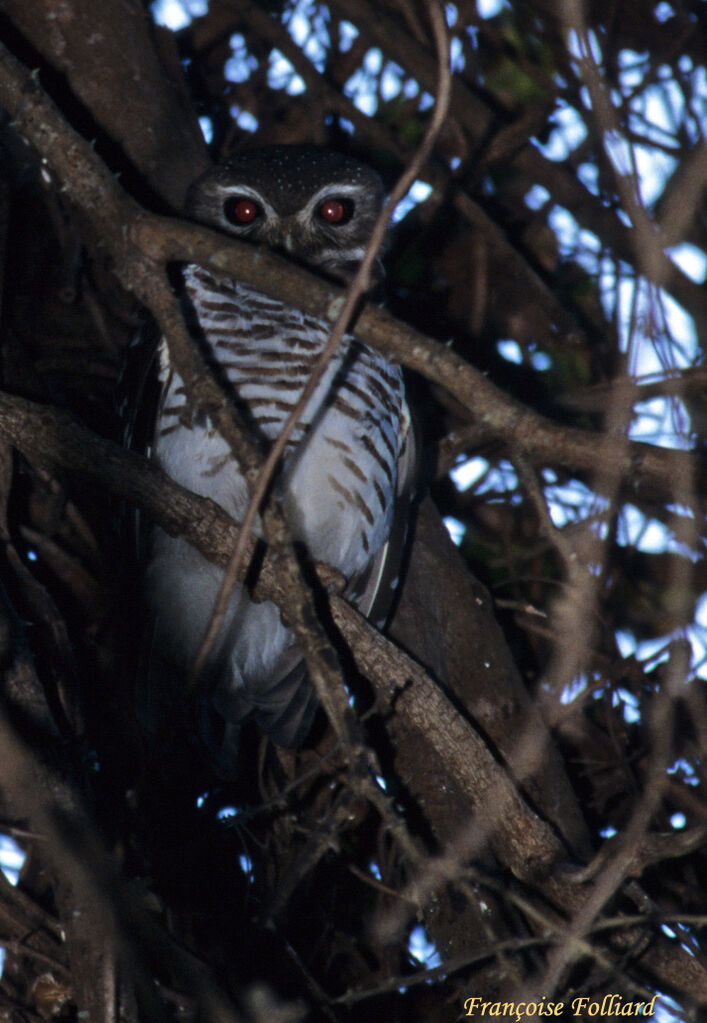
[{"left": 463, "top": 994, "right": 657, "bottom": 1019}]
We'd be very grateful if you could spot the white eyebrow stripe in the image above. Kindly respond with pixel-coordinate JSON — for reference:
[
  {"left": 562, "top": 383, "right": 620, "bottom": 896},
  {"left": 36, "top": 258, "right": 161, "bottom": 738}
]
[{"left": 301, "top": 182, "right": 364, "bottom": 219}]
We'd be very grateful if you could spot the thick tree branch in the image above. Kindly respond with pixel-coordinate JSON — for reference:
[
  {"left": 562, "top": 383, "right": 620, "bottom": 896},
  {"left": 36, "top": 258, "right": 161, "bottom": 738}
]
[{"left": 0, "top": 0, "right": 209, "bottom": 207}]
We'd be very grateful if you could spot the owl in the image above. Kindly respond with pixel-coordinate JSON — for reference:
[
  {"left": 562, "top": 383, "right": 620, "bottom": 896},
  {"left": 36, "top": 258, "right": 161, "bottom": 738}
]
[{"left": 136, "top": 145, "right": 414, "bottom": 773}]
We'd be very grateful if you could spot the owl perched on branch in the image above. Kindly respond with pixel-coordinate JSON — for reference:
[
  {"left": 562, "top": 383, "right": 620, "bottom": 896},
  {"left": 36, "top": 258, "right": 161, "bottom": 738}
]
[{"left": 131, "top": 145, "right": 415, "bottom": 773}]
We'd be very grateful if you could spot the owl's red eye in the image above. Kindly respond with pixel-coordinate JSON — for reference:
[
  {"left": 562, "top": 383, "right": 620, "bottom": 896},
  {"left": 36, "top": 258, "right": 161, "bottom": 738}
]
[
  {"left": 319, "top": 198, "right": 354, "bottom": 224},
  {"left": 224, "top": 197, "right": 260, "bottom": 225}
]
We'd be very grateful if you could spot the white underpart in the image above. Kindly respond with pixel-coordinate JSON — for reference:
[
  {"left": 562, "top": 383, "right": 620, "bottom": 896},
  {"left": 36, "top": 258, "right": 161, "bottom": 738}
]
[{"left": 146, "top": 267, "right": 410, "bottom": 711}]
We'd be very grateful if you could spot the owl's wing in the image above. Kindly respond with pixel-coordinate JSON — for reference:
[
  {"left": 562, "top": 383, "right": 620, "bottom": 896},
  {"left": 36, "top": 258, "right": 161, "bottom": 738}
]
[
  {"left": 207, "top": 406, "right": 417, "bottom": 769},
  {"left": 345, "top": 403, "right": 417, "bottom": 629}
]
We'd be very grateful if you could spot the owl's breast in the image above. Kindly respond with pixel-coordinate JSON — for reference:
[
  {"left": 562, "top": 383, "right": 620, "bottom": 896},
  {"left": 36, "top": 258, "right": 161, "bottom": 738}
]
[{"left": 155, "top": 265, "right": 408, "bottom": 577}]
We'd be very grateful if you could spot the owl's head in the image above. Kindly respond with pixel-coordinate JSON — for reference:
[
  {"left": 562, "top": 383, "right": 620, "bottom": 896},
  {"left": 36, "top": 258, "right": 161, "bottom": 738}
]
[{"left": 185, "top": 145, "right": 385, "bottom": 283}]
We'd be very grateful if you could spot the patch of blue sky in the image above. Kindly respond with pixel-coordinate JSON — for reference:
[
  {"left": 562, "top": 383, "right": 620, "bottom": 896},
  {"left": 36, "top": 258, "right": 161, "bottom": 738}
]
[
  {"left": 547, "top": 205, "right": 600, "bottom": 273},
  {"left": 653, "top": 3, "right": 674, "bottom": 23},
  {"left": 344, "top": 80, "right": 376, "bottom": 116},
  {"left": 229, "top": 106, "right": 258, "bottom": 133},
  {"left": 524, "top": 184, "right": 550, "bottom": 211},
  {"left": 576, "top": 84, "right": 593, "bottom": 113},
  {"left": 450, "top": 455, "right": 488, "bottom": 491},
  {"left": 616, "top": 48, "right": 650, "bottom": 91},
  {"left": 611, "top": 275, "right": 697, "bottom": 385},
  {"left": 392, "top": 180, "right": 432, "bottom": 222},
  {"left": 285, "top": 0, "right": 329, "bottom": 70},
  {"left": 465, "top": 23, "right": 480, "bottom": 50},
  {"left": 450, "top": 36, "right": 465, "bottom": 73},
  {"left": 614, "top": 686, "right": 641, "bottom": 724},
  {"left": 595, "top": 255, "right": 619, "bottom": 318},
  {"left": 630, "top": 396, "right": 692, "bottom": 450},
  {"left": 654, "top": 994, "right": 692, "bottom": 1023},
  {"left": 695, "top": 594, "right": 707, "bottom": 631},
  {"left": 560, "top": 673, "right": 588, "bottom": 705},
  {"left": 650, "top": 290, "right": 698, "bottom": 368},
  {"left": 533, "top": 102, "right": 587, "bottom": 162},
  {"left": 531, "top": 350, "right": 552, "bottom": 370},
  {"left": 613, "top": 275, "right": 640, "bottom": 357},
  {"left": 692, "top": 596, "right": 707, "bottom": 678},
  {"left": 658, "top": 924, "right": 697, "bottom": 965},
  {"left": 667, "top": 758, "right": 699, "bottom": 786},
  {"left": 577, "top": 162, "right": 600, "bottom": 195},
  {"left": 613, "top": 630, "right": 650, "bottom": 662},
  {"left": 602, "top": 131, "right": 635, "bottom": 183},
  {"left": 619, "top": 625, "right": 707, "bottom": 685},
  {"left": 450, "top": 456, "right": 519, "bottom": 498},
  {"left": 443, "top": 517, "right": 466, "bottom": 545},
  {"left": 368, "top": 860, "right": 382, "bottom": 880},
  {"left": 344, "top": 49, "right": 383, "bottom": 116},
  {"left": 339, "top": 20, "right": 358, "bottom": 52},
  {"left": 667, "top": 244, "right": 707, "bottom": 284},
  {"left": 691, "top": 645, "right": 707, "bottom": 684},
  {"left": 0, "top": 834, "right": 25, "bottom": 885},
  {"left": 497, "top": 338, "right": 522, "bottom": 364},
  {"left": 629, "top": 81, "right": 684, "bottom": 148},
  {"left": 199, "top": 116, "right": 214, "bottom": 144},
  {"left": 497, "top": 338, "right": 550, "bottom": 370},
  {"left": 634, "top": 145, "right": 679, "bottom": 206},
  {"left": 381, "top": 62, "right": 405, "bottom": 102},
  {"left": 363, "top": 48, "right": 382, "bottom": 75},
  {"left": 238, "top": 853, "right": 254, "bottom": 882},
  {"left": 617, "top": 503, "right": 699, "bottom": 559},
  {"left": 543, "top": 477, "right": 598, "bottom": 528},
  {"left": 151, "top": 0, "right": 207, "bottom": 30},
  {"left": 476, "top": 0, "right": 510, "bottom": 18},
  {"left": 335, "top": 116, "right": 354, "bottom": 135},
  {"left": 408, "top": 924, "right": 442, "bottom": 969},
  {"left": 225, "top": 34, "right": 257, "bottom": 84},
  {"left": 665, "top": 502, "right": 695, "bottom": 520},
  {"left": 268, "top": 50, "right": 306, "bottom": 95},
  {"left": 670, "top": 809, "right": 689, "bottom": 828},
  {"left": 567, "top": 27, "right": 603, "bottom": 65}
]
